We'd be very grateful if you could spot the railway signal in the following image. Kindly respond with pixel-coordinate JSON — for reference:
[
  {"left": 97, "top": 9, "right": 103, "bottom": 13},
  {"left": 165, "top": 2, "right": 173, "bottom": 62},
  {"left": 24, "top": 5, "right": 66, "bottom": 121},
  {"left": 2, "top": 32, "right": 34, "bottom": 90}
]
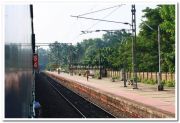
[{"left": 33, "top": 53, "right": 39, "bottom": 69}]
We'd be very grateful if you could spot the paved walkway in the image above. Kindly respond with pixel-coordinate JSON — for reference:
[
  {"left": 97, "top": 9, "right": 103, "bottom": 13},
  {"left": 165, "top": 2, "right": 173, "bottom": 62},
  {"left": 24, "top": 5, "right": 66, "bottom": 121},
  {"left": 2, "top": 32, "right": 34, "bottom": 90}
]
[{"left": 49, "top": 71, "right": 175, "bottom": 115}]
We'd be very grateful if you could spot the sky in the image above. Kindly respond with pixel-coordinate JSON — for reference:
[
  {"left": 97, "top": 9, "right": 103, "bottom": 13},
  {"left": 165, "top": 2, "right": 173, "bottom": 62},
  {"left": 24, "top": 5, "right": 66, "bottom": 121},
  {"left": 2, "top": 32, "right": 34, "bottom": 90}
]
[{"left": 33, "top": 2, "right": 158, "bottom": 46}]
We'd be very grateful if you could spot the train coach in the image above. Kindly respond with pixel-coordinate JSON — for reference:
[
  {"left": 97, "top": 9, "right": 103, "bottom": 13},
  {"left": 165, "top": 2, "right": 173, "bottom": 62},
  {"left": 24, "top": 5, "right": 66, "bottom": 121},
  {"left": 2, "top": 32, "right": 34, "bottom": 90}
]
[{"left": 5, "top": 5, "right": 35, "bottom": 118}]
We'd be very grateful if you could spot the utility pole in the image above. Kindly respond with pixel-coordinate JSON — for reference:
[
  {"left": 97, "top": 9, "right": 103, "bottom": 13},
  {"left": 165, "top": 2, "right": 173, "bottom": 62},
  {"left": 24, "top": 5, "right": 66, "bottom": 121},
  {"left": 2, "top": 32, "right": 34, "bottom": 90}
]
[
  {"left": 123, "top": 64, "right": 127, "bottom": 87},
  {"left": 69, "top": 43, "right": 73, "bottom": 75},
  {"left": 99, "top": 49, "right": 102, "bottom": 79},
  {"left": 58, "top": 45, "right": 59, "bottom": 67},
  {"left": 58, "top": 45, "right": 60, "bottom": 74},
  {"left": 56, "top": 44, "right": 58, "bottom": 69},
  {"left": 141, "top": 20, "right": 163, "bottom": 91},
  {"left": 157, "top": 25, "right": 162, "bottom": 90},
  {"left": 131, "top": 4, "right": 138, "bottom": 89}
]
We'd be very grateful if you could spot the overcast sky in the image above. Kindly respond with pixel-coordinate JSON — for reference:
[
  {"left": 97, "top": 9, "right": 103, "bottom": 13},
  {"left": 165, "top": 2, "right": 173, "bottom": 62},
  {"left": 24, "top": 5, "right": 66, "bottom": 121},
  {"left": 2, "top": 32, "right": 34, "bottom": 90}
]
[{"left": 33, "top": 2, "right": 158, "bottom": 45}]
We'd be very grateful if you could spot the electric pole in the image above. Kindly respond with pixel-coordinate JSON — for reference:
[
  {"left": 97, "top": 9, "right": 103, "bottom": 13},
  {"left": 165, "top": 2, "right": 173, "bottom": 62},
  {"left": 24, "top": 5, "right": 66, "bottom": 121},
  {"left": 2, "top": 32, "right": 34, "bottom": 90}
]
[
  {"left": 157, "top": 25, "right": 162, "bottom": 90},
  {"left": 99, "top": 49, "right": 102, "bottom": 79},
  {"left": 131, "top": 4, "right": 138, "bottom": 89}
]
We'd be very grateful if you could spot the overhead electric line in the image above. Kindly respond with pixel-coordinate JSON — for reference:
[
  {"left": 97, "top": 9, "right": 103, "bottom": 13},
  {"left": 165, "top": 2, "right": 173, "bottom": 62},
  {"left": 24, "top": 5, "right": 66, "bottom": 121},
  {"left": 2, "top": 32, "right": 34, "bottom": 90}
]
[
  {"left": 77, "top": 4, "right": 125, "bottom": 17},
  {"left": 81, "top": 29, "right": 131, "bottom": 34},
  {"left": 141, "top": 19, "right": 154, "bottom": 31},
  {"left": 85, "top": 6, "right": 120, "bottom": 31},
  {"left": 71, "top": 4, "right": 127, "bottom": 39},
  {"left": 71, "top": 16, "right": 131, "bottom": 25}
]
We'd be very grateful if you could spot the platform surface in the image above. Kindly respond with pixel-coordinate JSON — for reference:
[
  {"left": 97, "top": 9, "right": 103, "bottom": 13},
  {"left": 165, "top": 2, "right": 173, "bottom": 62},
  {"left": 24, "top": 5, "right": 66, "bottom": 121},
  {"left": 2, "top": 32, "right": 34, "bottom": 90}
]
[{"left": 48, "top": 71, "right": 175, "bottom": 115}]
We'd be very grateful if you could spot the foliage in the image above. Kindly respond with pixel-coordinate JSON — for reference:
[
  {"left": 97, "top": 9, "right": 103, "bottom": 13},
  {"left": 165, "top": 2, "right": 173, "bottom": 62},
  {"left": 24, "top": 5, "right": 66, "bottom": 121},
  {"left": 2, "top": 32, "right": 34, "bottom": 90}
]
[
  {"left": 46, "top": 5, "right": 175, "bottom": 75},
  {"left": 142, "top": 79, "right": 156, "bottom": 85},
  {"left": 112, "top": 76, "right": 119, "bottom": 82},
  {"left": 138, "top": 5, "right": 175, "bottom": 72},
  {"left": 112, "top": 76, "right": 119, "bottom": 79},
  {"left": 94, "top": 71, "right": 100, "bottom": 79},
  {"left": 162, "top": 80, "right": 175, "bottom": 87},
  {"left": 38, "top": 48, "right": 48, "bottom": 70}
]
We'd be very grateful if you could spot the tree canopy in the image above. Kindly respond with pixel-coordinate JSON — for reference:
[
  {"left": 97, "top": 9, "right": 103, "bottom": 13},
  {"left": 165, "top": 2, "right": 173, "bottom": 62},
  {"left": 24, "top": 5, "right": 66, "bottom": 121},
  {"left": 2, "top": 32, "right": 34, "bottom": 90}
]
[{"left": 43, "top": 5, "right": 175, "bottom": 73}]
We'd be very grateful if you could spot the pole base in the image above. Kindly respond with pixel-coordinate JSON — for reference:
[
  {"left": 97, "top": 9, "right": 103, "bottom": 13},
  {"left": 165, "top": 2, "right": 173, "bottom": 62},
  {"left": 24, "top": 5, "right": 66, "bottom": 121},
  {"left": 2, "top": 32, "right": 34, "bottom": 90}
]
[
  {"left": 133, "top": 87, "right": 138, "bottom": 89},
  {"left": 98, "top": 77, "right": 102, "bottom": 79},
  {"left": 133, "top": 83, "right": 138, "bottom": 89},
  {"left": 124, "top": 85, "right": 127, "bottom": 87},
  {"left": 158, "top": 84, "right": 164, "bottom": 91}
]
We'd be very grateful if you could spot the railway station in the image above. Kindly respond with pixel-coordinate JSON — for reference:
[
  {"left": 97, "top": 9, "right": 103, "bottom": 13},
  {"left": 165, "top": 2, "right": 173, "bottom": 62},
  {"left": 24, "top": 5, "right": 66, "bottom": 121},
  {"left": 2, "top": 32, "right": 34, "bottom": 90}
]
[{"left": 3, "top": 1, "right": 177, "bottom": 121}]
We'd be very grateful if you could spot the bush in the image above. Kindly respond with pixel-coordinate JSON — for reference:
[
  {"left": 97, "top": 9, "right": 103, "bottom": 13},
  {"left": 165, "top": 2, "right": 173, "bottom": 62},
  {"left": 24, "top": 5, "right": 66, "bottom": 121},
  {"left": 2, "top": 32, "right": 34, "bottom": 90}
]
[
  {"left": 162, "top": 80, "right": 175, "bottom": 87},
  {"left": 141, "top": 78, "right": 175, "bottom": 87},
  {"left": 142, "top": 79, "right": 147, "bottom": 83},
  {"left": 94, "top": 71, "right": 100, "bottom": 79},
  {"left": 136, "top": 77, "right": 141, "bottom": 82},
  {"left": 130, "top": 77, "right": 141, "bottom": 82},
  {"left": 142, "top": 79, "right": 156, "bottom": 85},
  {"left": 149, "top": 79, "right": 156, "bottom": 85},
  {"left": 112, "top": 76, "right": 119, "bottom": 82},
  {"left": 112, "top": 76, "right": 119, "bottom": 79}
]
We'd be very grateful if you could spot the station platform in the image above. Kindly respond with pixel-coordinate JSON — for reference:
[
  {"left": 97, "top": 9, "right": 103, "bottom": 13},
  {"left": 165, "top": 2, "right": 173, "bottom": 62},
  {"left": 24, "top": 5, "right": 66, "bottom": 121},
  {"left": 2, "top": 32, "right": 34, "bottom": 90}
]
[{"left": 45, "top": 71, "right": 175, "bottom": 118}]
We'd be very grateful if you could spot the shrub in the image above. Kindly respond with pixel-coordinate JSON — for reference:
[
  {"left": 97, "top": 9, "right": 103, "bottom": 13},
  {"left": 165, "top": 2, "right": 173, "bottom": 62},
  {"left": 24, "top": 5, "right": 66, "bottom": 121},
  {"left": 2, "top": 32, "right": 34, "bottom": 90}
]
[
  {"left": 149, "top": 79, "right": 156, "bottom": 85},
  {"left": 112, "top": 76, "right": 119, "bottom": 79},
  {"left": 142, "top": 79, "right": 147, "bottom": 83},
  {"left": 94, "top": 71, "right": 100, "bottom": 79},
  {"left": 129, "top": 77, "right": 141, "bottom": 82},
  {"left": 162, "top": 80, "right": 175, "bottom": 87},
  {"left": 112, "top": 76, "right": 119, "bottom": 82},
  {"left": 142, "top": 79, "right": 156, "bottom": 85},
  {"left": 141, "top": 78, "right": 175, "bottom": 87}
]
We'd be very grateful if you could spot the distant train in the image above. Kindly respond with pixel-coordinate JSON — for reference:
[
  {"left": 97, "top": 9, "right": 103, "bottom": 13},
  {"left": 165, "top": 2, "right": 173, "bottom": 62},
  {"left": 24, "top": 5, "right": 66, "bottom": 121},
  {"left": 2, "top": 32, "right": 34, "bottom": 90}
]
[{"left": 5, "top": 5, "right": 35, "bottom": 118}]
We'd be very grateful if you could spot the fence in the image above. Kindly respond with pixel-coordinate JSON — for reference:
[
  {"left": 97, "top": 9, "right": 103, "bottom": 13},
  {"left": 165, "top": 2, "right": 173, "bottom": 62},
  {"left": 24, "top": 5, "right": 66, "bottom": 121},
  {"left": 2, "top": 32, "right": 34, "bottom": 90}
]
[
  {"left": 71, "top": 68, "right": 175, "bottom": 82},
  {"left": 107, "top": 70, "right": 175, "bottom": 82}
]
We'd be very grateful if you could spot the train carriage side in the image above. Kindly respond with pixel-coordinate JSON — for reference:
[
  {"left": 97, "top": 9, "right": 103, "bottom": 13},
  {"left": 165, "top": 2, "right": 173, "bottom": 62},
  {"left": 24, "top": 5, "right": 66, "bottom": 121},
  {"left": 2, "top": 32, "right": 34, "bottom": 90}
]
[{"left": 5, "top": 5, "right": 35, "bottom": 118}]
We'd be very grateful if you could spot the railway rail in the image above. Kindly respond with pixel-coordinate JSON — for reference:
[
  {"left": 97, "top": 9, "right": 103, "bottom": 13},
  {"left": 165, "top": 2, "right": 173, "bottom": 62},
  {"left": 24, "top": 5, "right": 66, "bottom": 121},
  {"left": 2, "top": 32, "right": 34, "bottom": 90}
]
[{"left": 35, "top": 73, "right": 115, "bottom": 118}]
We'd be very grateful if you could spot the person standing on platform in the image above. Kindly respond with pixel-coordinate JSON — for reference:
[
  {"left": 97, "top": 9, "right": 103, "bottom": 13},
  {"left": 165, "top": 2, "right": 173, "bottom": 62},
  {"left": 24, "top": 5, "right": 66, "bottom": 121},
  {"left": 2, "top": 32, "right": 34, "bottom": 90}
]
[
  {"left": 86, "top": 70, "right": 90, "bottom": 81},
  {"left": 58, "top": 68, "right": 60, "bottom": 74}
]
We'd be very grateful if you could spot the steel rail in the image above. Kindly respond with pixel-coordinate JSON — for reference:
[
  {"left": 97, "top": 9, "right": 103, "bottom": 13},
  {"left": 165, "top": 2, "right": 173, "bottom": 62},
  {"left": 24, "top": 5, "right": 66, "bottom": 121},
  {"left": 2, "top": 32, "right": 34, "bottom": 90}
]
[
  {"left": 46, "top": 77, "right": 86, "bottom": 118},
  {"left": 47, "top": 74, "right": 116, "bottom": 118}
]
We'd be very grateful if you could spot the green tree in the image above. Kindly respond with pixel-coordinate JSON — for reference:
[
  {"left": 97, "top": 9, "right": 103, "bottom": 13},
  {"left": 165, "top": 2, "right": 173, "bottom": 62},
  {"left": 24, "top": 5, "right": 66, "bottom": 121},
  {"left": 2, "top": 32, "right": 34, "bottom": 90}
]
[
  {"left": 38, "top": 48, "right": 48, "bottom": 70},
  {"left": 138, "top": 5, "right": 175, "bottom": 72},
  {"left": 159, "top": 5, "right": 175, "bottom": 72}
]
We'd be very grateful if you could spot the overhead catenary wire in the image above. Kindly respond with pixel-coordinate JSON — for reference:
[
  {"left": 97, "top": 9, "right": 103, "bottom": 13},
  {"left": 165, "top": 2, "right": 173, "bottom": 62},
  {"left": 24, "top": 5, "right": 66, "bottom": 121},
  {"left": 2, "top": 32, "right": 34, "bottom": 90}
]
[
  {"left": 71, "top": 4, "right": 125, "bottom": 40},
  {"left": 81, "top": 29, "right": 132, "bottom": 34},
  {"left": 141, "top": 19, "right": 154, "bottom": 31},
  {"left": 77, "top": 4, "right": 125, "bottom": 17},
  {"left": 70, "top": 4, "right": 128, "bottom": 42},
  {"left": 71, "top": 16, "right": 131, "bottom": 25},
  {"left": 66, "top": 4, "right": 100, "bottom": 43},
  {"left": 85, "top": 6, "right": 121, "bottom": 31}
]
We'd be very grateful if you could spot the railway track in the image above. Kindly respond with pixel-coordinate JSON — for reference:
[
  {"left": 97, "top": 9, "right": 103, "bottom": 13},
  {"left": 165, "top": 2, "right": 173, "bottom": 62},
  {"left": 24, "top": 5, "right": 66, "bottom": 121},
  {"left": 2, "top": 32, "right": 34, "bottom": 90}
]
[
  {"left": 46, "top": 75, "right": 86, "bottom": 118},
  {"left": 35, "top": 73, "right": 115, "bottom": 118}
]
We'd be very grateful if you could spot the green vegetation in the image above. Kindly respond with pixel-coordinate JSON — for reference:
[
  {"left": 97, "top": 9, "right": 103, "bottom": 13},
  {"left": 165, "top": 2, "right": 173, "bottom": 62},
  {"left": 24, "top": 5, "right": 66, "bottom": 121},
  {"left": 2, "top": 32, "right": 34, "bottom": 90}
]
[
  {"left": 94, "top": 71, "right": 100, "bottom": 79},
  {"left": 130, "top": 77, "right": 141, "bottom": 82},
  {"left": 111, "top": 76, "right": 119, "bottom": 82},
  {"left": 162, "top": 80, "right": 175, "bottom": 87},
  {"left": 142, "top": 79, "right": 156, "bottom": 85},
  {"left": 141, "top": 79, "right": 175, "bottom": 87},
  {"left": 138, "top": 5, "right": 175, "bottom": 72},
  {"left": 44, "top": 5, "right": 175, "bottom": 77}
]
